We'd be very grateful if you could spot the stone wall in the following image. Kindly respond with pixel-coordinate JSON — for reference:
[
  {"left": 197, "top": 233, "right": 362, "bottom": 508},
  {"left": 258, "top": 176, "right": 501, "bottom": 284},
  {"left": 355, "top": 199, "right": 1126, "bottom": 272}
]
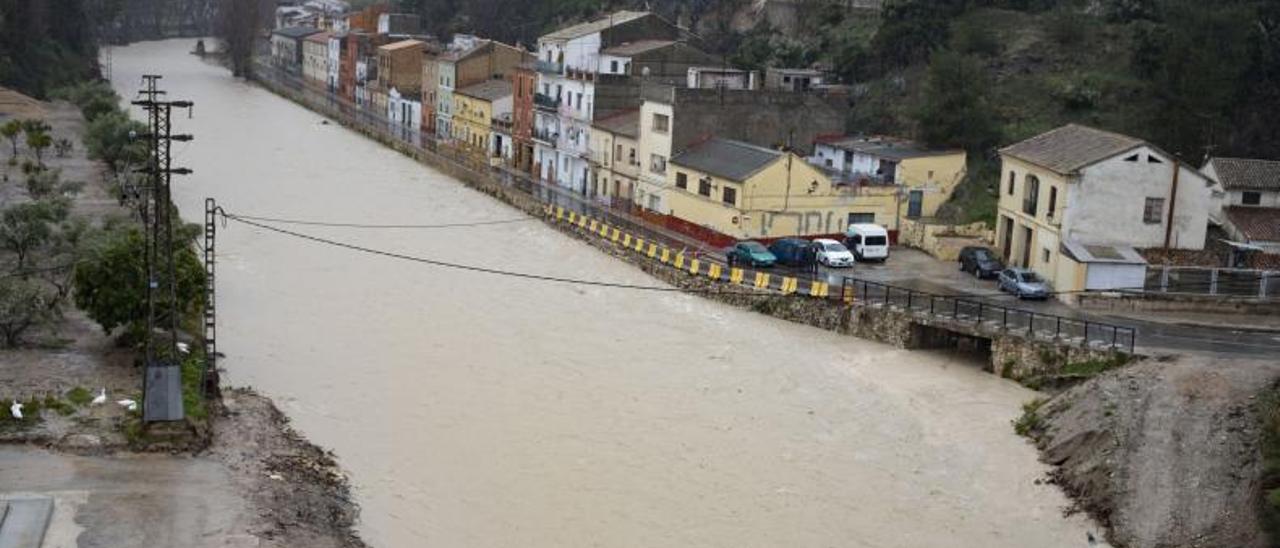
[
  {"left": 990, "top": 336, "right": 1128, "bottom": 382},
  {"left": 897, "top": 218, "right": 993, "bottom": 261},
  {"left": 1077, "top": 293, "right": 1279, "bottom": 315}
]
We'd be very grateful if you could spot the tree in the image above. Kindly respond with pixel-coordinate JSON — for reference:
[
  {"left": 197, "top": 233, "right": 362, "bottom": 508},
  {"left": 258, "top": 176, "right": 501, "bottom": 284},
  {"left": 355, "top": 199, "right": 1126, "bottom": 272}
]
[
  {"left": 914, "top": 50, "right": 1002, "bottom": 155},
  {"left": 1, "top": 120, "right": 21, "bottom": 161},
  {"left": 25, "top": 128, "right": 52, "bottom": 167},
  {"left": 1133, "top": 0, "right": 1253, "bottom": 157},
  {"left": 871, "top": 0, "right": 966, "bottom": 70},
  {"left": 0, "top": 278, "right": 58, "bottom": 347},
  {"left": 218, "top": 0, "right": 267, "bottom": 78},
  {"left": 84, "top": 111, "right": 149, "bottom": 181},
  {"left": 0, "top": 200, "right": 66, "bottom": 270},
  {"left": 74, "top": 227, "right": 205, "bottom": 336}
]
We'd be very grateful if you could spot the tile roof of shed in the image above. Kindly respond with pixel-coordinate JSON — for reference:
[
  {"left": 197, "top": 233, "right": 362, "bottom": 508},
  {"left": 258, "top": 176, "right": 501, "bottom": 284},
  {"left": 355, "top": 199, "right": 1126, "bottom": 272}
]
[
  {"left": 541, "top": 11, "right": 648, "bottom": 41},
  {"left": 1000, "top": 124, "right": 1146, "bottom": 175},
  {"left": 1205, "top": 157, "right": 1280, "bottom": 191},
  {"left": 456, "top": 79, "right": 512, "bottom": 101},
  {"left": 592, "top": 109, "right": 639, "bottom": 138},
  {"left": 379, "top": 39, "right": 426, "bottom": 51},
  {"left": 1225, "top": 206, "right": 1280, "bottom": 243},
  {"left": 815, "top": 135, "right": 961, "bottom": 160},
  {"left": 272, "top": 26, "right": 322, "bottom": 39},
  {"left": 602, "top": 39, "right": 675, "bottom": 57},
  {"left": 671, "top": 138, "right": 782, "bottom": 182},
  {"left": 304, "top": 31, "right": 332, "bottom": 44}
]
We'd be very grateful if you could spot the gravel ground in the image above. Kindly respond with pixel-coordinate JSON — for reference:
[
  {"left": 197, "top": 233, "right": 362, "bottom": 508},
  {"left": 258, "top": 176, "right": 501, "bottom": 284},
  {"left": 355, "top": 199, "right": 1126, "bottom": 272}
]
[
  {"left": 1030, "top": 354, "right": 1280, "bottom": 547},
  {"left": 1, "top": 389, "right": 367, "bottom": 547}
]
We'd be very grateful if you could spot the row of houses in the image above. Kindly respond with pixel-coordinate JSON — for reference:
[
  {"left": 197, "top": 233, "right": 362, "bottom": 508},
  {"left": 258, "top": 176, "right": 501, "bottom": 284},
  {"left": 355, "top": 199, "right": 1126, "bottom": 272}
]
[
  {"left": 268, "top": 8, "right": 973, "bottom": 246},
  {"left": 269, "top": 7, "right": 1278, "bottom": 299}
]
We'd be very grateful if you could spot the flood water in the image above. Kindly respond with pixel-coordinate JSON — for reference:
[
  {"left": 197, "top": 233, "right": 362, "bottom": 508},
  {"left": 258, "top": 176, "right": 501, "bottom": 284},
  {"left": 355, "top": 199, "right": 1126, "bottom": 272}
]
[{"left": 110, "top": 40, "right": 1102, "bottom": 547}]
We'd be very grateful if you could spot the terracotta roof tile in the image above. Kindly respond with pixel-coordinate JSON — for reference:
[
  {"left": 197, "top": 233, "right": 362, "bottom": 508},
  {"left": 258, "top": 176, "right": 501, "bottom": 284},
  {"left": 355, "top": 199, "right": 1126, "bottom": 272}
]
[
  {"left": 1206, "top": 157, "right": 1280, "bottom": 191},
  {"left": 1000, "top": 124, "right": 1145, "bottom": 175},
  {"left": 1225, "top": 206, "right": 1280, "bottom": 242}
]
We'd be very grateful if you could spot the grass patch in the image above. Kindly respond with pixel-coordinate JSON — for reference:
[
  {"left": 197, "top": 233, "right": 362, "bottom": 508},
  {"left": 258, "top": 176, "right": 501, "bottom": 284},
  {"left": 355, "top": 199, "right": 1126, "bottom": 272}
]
[
  {"left": 1060, "top": 353, "right": 1132, "bottom": 378},
  {"left": 1013, "top": 397, "right": 1048, "bottom": 438},
  {"left": 1258, "top": 389, "right": 1280, "bottom": 546},
  {"left": 43, "top": 395, "right": 76, "bottom": 416},
  {"left": 66, "top": 386, "right": 93, "bottom": 406},
  {"left": 180, "top": 353, "right": 208, "bottom": 421}
]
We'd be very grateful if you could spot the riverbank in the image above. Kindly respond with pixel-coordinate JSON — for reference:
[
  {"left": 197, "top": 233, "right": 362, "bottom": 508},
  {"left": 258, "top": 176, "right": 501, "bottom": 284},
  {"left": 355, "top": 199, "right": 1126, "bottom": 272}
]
[
  {"left": 1, "top": 389, "right": 367, "bottom": 548},
  {"left": 0, "top": 86, "right": 366, "bottom": 547},
  {"left": 1021, "top": 354, "right": 1280, "bottom": 547}
]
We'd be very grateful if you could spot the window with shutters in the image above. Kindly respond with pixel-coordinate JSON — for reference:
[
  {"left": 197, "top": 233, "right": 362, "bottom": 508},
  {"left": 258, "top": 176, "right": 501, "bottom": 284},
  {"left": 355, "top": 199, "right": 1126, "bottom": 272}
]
[{"left": 1143, "top": 197, "right": 1164, "bottom": 224}]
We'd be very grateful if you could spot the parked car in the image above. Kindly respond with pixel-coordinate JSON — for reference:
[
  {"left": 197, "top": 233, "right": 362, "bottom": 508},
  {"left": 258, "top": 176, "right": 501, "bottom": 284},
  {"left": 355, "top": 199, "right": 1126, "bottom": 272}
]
[
  {"left": 813, "top": 238, "right": 855, "bottom": 267},
  {"left": 998, "top": 268, "right": 1050, "bottom": 299},
  {"left": 845, "top": 223, "right": 890, "bottom": 262},
  {"left": 768, "top": 238, "right": 816, "bottom": 267},
  {"left": 958, "top": 246, "right": 1004, "bottom": 279},
  {"left": 727, "top": 240, "right": 777, "bottom": 267}
]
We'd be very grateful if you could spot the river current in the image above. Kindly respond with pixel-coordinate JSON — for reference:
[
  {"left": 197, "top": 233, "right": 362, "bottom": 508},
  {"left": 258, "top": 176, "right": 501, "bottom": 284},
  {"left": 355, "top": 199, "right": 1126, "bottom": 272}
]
[{"left": 110, "top": 39, "right": 1100, "bottom": 547}]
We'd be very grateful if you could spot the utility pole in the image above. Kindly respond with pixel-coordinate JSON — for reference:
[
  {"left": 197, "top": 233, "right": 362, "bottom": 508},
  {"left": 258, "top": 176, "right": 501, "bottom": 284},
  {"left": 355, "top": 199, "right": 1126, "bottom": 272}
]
[{"left": 132, "top": 74, "right": 195, "bottom": 423}]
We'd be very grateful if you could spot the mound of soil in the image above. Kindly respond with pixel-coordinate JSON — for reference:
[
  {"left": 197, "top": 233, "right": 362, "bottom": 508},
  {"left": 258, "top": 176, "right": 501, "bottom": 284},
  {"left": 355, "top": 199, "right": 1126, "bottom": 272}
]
[
  {"left": 1030, "top": 355, "right": 1280, "bottom": 547},
  {"left": 207, "top": 388, "right": 367, "bottom": 548}
]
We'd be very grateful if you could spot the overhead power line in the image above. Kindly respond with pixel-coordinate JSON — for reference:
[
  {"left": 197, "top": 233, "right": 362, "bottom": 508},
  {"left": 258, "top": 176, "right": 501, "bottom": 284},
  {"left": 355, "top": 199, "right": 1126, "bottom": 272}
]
[
  {"left": 223, "top": 212, "right": 761, "bottom": 295},
  {"left": 229, "top": 213, "right": 539, "bottom": 229}
]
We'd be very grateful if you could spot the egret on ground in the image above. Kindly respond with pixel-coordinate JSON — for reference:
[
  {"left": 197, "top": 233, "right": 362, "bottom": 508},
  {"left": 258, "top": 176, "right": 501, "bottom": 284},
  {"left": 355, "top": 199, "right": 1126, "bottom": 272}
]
[
  {"left": 10, "top": 400, "right": 23, "bottom": 419},
  {"left": 91, "top": 388, "right": 107, "bottom": 405},
  {"left": 117, "top": 399, "right": 137, "bottom": 412}
]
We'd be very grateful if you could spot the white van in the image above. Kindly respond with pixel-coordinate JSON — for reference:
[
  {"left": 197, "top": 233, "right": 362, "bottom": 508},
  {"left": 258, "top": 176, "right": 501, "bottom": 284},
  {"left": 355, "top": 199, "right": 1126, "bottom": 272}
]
[{"left": 845, "top": 223, "right": 890, "bottom": 262}]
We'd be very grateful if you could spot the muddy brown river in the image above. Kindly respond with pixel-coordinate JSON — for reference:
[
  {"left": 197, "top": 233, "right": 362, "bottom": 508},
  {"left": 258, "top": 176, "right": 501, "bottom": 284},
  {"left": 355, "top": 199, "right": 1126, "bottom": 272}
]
[{"left": 109, "top": 39, "right": 1103, "bottom": 547}]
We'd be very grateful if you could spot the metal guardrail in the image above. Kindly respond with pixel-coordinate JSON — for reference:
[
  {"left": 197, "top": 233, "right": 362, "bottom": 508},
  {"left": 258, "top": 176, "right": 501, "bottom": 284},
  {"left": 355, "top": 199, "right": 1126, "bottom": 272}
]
[
  {"left": 1143, "top": 265, "right": 1278, "bottom": 300},
  {"left": 839, "top": 277, "right": 1137, "bottom": 353}
]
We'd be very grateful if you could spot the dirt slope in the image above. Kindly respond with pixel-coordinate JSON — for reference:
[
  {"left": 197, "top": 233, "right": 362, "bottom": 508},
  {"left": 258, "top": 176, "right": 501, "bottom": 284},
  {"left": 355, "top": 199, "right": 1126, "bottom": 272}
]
[{"left": 1031, "top": 355, "right": 1280, "bottom": 547}]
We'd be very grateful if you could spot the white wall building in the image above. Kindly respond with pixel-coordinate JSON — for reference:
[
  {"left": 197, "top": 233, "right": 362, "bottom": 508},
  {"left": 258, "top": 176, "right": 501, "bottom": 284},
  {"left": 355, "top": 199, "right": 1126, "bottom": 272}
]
[
  {"left": 534, "top": 11, "right": 664, "bottom": 196},
  {"left": 997, "top": 124, "right": 1217, "bottom": 296},
  {"left": 1202, "top": 157, "right": 1280, "bottom": 252}
]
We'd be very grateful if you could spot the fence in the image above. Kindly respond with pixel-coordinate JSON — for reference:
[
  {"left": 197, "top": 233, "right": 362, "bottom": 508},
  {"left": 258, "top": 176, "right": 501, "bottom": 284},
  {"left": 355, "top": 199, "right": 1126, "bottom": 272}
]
[
  {"left": 839, "top": 277, "right": 1137, "bottom": 353},
  {"left": 1143, "top": 265, "right": 1279, "bottom": 300}
]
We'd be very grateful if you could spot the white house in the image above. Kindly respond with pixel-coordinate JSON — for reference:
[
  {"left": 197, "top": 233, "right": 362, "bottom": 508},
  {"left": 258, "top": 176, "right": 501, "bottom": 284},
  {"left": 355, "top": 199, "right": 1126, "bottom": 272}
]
[
  {"left": 534, "top": 11, "right": 673, "bottom": 196},
  {"left": 687, "top": 66, "right": 757, "bottom": 90},
  {"left": 326, "top": 33, "right": 344, "bottom": 92},
  {"left": 1202, "top": 157, "right": 1280, "bottom": 253},
  {"left": 388, "top": 87, "right": 422, "bottom": 140},
  {"left": 997, "top": 124, "right": 1216, "bottom": 297}
]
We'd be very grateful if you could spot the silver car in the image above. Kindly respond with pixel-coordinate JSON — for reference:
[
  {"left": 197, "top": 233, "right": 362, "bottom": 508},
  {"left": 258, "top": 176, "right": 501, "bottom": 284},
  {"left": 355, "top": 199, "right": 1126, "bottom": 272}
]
[{"left": 998, "top": 268, "right": 1050, "bottom": 300}]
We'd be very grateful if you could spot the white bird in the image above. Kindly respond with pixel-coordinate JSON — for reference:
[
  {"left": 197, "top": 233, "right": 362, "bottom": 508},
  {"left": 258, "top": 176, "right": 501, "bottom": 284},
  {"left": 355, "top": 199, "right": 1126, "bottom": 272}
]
[
  {"left": 116, "top": 399, "right": 138, "bottom": 412},
  {"left": 91, "top": 388, "right": 107, "bottom": 405},
  {"left": 176, "top": 342, "right": 190, "bottom": 354},
  {"left": 10, "top": 400, "right": 23, "bottom": 420}
]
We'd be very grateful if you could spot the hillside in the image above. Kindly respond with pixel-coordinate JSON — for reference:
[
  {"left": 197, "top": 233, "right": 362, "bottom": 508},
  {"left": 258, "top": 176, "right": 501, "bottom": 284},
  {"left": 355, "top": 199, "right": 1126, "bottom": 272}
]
[{"left": 395, "top": 0, "right": 1280, "bottom": 224}]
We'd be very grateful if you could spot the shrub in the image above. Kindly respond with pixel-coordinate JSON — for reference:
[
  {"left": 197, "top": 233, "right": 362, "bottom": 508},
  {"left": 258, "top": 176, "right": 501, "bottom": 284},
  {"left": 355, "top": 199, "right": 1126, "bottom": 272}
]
[
  {"left": 66, "top": 386, "right": 93, "bottom": 406},
  {"left": 1013, "top": 397, "right": 1048, "bottom": 437}
]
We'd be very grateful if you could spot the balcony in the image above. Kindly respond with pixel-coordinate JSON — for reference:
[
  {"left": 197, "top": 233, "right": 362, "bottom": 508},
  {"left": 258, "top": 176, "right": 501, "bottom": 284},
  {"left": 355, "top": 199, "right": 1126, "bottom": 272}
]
[
  {"left": 535, "top": 60, "right": 562, "bottom": 75},
  {"left": 534, "top": 93, "right": 560, "bottom": 111},
  {"left": 533, "top": 128, "right": 558, "bottom": 144}
]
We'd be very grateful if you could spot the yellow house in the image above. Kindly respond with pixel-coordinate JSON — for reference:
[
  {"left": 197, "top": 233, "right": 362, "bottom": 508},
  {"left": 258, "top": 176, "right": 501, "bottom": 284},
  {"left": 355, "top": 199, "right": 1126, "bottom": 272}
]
[
  {"left": 452, "top": 79, "right": 512, "bottom": 164},
  {"left": 808, "top": 135, "right": 967, "bottom": 230},
  {"left": 666, "top": 138, "right": 902, "bottom": 239},
  {"left": 590, "top": 109, "right": 641, "bottom": 205}
]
